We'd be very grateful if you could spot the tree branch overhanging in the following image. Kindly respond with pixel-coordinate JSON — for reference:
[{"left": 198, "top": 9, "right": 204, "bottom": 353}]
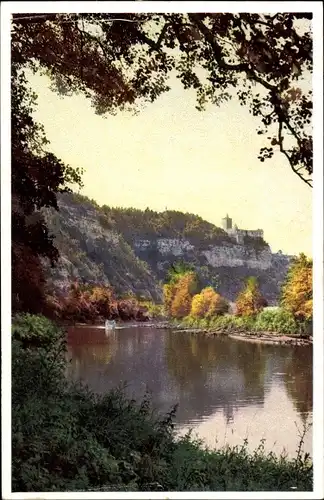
[{"left": 278, "top": 120, "right": 312, "bottom": 187}]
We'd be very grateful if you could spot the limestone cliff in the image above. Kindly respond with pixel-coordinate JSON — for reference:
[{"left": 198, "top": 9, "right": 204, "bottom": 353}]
[
  {"left": 132, "top": 238, "right": 291, "bottom": 304},
  {"left": 43, "top": 194, "right": 162, "bottom": 301},
  {"left": 44, "top": 193, "right": 292, "bottom": 305}
]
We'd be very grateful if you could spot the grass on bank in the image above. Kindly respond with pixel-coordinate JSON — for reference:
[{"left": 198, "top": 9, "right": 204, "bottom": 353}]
[{"left": 12, "top": 314, "right": 313, "bottom": 492}]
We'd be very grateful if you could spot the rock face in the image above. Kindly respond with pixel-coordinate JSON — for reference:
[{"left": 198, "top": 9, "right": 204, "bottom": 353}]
[
  {"left": 44, "top": 193, "right": 292, "bottom": 305},
  {"left": 202, "top": 245, "right": 272, "bottom": 269},
  {"left": 132, "top": 238, "right": 291, "bottom": 305},
  {"left": 42, "top": 194, "right": 162, "bottom": 301}
]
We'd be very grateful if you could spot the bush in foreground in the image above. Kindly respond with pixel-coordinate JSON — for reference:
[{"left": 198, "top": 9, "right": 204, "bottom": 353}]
[{"left": 12, "top": 314, "right": 313, "bottom": 492}]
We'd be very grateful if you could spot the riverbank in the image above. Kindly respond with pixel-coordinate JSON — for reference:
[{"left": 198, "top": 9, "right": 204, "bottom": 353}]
[
  {"left": 228, "top": 332, "right": 312, "bottom": 346},
  {"left": 171, "top": 325, "right": 312, "bottom": 346},
  {"left": 12, "top": 314, "right": 313, "bottom": 492},
  {"left": 169, "top": 310, "right": 312, "bottom": 346}
]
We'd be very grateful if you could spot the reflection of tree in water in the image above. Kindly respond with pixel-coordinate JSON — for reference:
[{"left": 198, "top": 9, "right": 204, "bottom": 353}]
[
  {"left": 223, "top": 401, "right": 236, "bottom": 424},
  {"left": 165, "top": 332, "right": 268, "bottom": 424},
  {"left": 233, "top": 341, "right": 267, "bottom": 400},
  {"left": 67, "top": 327, "right": 119, "bottom": 369},
  {"left": 165, "top": 332, "right": 223, "bottom": 390},
  {"left": 165, "top": 333, "right": 267, "bottom": 403},
  {"left": 283, "top": 346, "right": 313, "bottom": 423},
  {"left": 66, "top": 327, "right": 312, "bottom": 437}
]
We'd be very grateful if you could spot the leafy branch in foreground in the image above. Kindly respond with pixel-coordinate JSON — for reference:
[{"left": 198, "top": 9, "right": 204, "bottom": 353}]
[{"left": 12, "top": 12, "right": 312, "bottom": 186}]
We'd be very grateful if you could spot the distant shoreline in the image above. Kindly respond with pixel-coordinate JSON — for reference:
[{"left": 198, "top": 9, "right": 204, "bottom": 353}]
[
  {"left": 227, "top": 332, "right": 312, "bottom": 346},
  {"left": 172, "top": 326, "right": 312, "bottom": 346},
  {"left": 67, "top": 320, "right": 313, "bottom": 346}
]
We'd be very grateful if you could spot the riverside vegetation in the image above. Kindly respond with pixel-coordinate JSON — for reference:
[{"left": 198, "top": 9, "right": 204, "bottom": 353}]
[
  {"left": 12, "top": 314, "right": 313, "bottom": 492},
  {"left": 164, "top": 256, "right": 312, "bottom": 340}
]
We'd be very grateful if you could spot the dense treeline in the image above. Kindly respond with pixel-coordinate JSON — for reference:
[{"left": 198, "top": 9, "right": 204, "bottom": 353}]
[
  {"left": 45, "top": 282, "right": 152, "bottom": 323},
  {"left": 67, "top": 192, "right": 232, "bottom": 244},
  {"left": 67, "top": 192, "right": 269, "bottom": 248},
  {"left": 164, "top": 254, "right": 313, "bottom": 336}
]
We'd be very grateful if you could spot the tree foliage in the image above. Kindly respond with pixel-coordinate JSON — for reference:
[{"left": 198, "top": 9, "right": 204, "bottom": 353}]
[
  {"left": 281, "top": 253, "right": 312, "bottom": 321},
  {"left": 171, "top": 282, "right": 193, "bottom": 319},
  {"left": 236, "top": 277, "right": 267, "bottom": 317},
  {"left": 163, "top": 268, "right": 198, "bottom": 318},
  {"left": 101, "top": 204, "right": 231, "bottom": 245},
  {"left": 190, "top": 287, "right": 229, "bottom": 318},
  {"left": 167, "top": 261, "right": 195, "bottom": 284},
  {"left": 11, "top": 60, "right": 83, "bottom": 312},
  {"left": 47, "top": 281, "right": 150, "bottom": 323},
  {"left": 12, "top": 12, "right": 312, "bottom": 186}
]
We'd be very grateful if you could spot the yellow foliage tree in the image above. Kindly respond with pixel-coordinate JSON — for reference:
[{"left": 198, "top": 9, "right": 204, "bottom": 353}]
[
  {"left": 168, "top": 271, "right": 198, "bottom": 319},
  {"left": 191, "top": 287, "right": 228, "bottom": 318},
  {"left": 163, "top": 283, "right": 175, "bottom": 316},
  {"left": 236, "top": 277, "right": 267, "bottom": 317},
  {"left": 171, "top": 285, "right": 192, "bottom": 319},
  {"left": 90, "top": 286, "right": 114, "bottom": 317},
  {"left": 191, "top": 292, "right": 207, "bottom": 318},
  {"left": 281, "top": 253, "right": 313, "bottom": 321}
]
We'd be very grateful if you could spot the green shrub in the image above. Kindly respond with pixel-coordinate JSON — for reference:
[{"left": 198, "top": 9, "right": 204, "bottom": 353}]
[
  {"left": 139, "top": 301, "right": 165, "bottom": 319},
  {"left": 255, "top": 308, "right": 298, "bottom": 335},
  {"left": 12, "top": 313, "right": 64, "bottom": 349}
]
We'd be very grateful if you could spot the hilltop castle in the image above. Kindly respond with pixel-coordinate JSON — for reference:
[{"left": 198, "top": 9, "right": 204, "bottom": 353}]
[{"left": 222, "top": 214, "right": 264, "bottom": 245}]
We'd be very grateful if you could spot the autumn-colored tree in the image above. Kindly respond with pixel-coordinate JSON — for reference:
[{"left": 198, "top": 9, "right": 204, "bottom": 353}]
[
  {"left": 167, "top": 271, "right": 198, "bottom": 319},
  {"left": 281, "top": 253, "right": 312, "bottom": 321},
  {"left": 163, "top": 283, "right": 175, "bottom": 317},
  {"left": 171, "top": 284, "right": 192, "bottom": 319},
  {"left": 236, "top": 277, "right": 267, "bottom": 317},
  {"left": 90, "top": 286, "right": 115, "bottom": 317},
  {"left": 49, "top": 281, "right": 149, "bottom": 323},
  {"left": 164, "top": 262, "right": 198, "bottom": 317},
  {"left": 191, "top": 287, "right": 229, "bottom": 318}
]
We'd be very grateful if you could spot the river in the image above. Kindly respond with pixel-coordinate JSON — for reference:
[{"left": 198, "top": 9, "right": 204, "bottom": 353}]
[{"left": 66, "top": 324, "right": 312, "bottom": 458}]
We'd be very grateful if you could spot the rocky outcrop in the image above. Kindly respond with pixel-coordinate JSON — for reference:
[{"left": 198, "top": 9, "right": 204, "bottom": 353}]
[
  {"left": 42, "top": 194, "right": 162, "bottom": 301},
  {"left": 132, "top": 238, "right": 291, "bottom": 304},
  {"left": 44, "top": 193, "right": 292, "bottom": 305},
  {"left": 202, "top": 245, "right": 272, "bottom": 269}
]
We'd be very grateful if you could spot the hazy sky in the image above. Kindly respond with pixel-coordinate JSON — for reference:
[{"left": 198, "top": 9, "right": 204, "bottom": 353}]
[{"left": 28, "top": 71, "right": 312, "bottom": 256}]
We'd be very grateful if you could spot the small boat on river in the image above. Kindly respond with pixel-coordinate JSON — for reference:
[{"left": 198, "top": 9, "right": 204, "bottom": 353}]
[{"left": 105, "top": 320, "right": 116, "bottom": 330}]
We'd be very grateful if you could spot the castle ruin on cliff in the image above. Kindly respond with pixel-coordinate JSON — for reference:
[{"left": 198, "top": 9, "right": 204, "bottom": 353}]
[{"left": 222, "top": 214, "right": 264, "bottom": 245}]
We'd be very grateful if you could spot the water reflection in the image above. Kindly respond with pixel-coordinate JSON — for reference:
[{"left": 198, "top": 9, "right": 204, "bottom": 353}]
[
  {"left": 66, "top": 326, "right": 312, "bottom": 457},
  {"left": 283, "top": 346, "right": 313, "bottom": 424}
]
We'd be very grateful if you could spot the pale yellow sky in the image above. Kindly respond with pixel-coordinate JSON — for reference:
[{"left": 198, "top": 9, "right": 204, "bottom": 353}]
[{"left": 28, "top": 72, "right": 312, "bottom": 256}]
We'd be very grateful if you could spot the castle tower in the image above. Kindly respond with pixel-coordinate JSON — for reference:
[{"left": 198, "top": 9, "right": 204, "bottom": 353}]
[{"left": 222, "top": 214, "right": 232, "bottom": 231}]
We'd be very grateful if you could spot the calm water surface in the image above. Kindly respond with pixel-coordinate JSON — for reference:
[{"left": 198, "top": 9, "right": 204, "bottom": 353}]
[{"left": 66, "top": 325, "right": 312, "bottom": 458}]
